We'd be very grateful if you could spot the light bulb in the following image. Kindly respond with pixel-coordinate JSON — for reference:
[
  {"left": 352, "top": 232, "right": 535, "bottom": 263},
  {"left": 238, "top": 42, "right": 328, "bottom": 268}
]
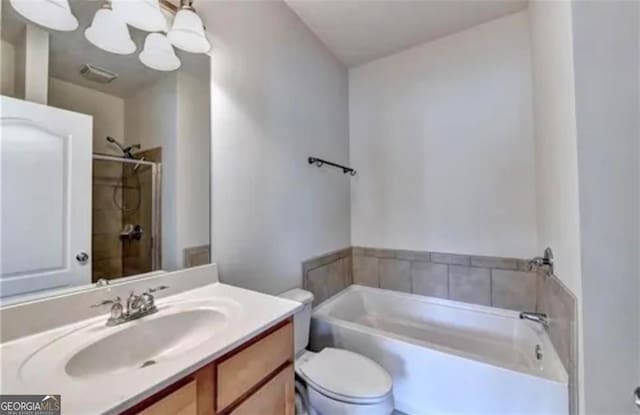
[
  {"left": 111, "top": 0, "right": 167, "bottom": 32},
  {"left": 85, "top": 4, "right": 135, "bottom": 55},
  {"left": 168, "top": 6, "right": 210, "bottom": 54},
  {"left": 139, "top": 33, "right": 181, "bottom": 71},
  {"left": 9, "top": 0, "right": 78, "bottom": 32}
]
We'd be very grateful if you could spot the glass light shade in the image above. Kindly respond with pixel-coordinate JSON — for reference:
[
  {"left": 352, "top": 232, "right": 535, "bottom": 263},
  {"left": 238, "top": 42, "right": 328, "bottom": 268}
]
[
  {"left": 168, "top": 8, "right": 210, "bottom": 54},
  {"left": 10, "top": 0, "right": 78, "bottom": 31},
  {"left": 85, "top": 7, "right": 136, "bottom": 55},
  {"left": 139, "top": 33, "right": 181, "bottom": 71},
  {"left": 111, "top": 0, "right": 167, "bottom": 32}
]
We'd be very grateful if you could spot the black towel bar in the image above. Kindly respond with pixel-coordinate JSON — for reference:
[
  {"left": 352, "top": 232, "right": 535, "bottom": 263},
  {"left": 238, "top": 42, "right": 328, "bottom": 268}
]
[{"left": 308, "top": 157, "right": 356, "bottom": 176}]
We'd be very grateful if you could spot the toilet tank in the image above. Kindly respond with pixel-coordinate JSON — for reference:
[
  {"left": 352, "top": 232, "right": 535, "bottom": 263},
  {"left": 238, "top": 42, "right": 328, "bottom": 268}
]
[{"left": 279, "top": 288, "right": 314, "bottom": 356}]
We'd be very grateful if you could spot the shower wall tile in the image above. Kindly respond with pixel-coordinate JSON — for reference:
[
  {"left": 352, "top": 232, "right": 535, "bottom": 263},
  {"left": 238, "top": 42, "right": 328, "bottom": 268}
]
[
  {"left": 92, "top": 159, "right": 124, "bottom": 282},
  {"left": 92, "top": 235, "right": 122, "bottom": 261},
  {"left": 449, "top": 265, "right": 491, "bottom": 306},
  {"left": 411, "top": 262, "right": 448, "bottom": 298},
  {"left": 491, "top": 270, "right": 537, "bottom": 311},
  {"left": 121, "top": 147, "right": 161, "bottom": 277},
  {"left": 92, "top": 209, "right": 123, "bottom": 235},
  {"left": 379, "top": 259, "right": 411, "bottom": 293},
  {"left": 92, "top": 258, "right": 123, "bottom": 280}
]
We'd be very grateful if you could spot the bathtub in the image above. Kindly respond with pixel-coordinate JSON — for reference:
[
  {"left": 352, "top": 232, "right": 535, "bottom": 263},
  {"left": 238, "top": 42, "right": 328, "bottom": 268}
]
[{"left": 309, "top": 285, "right": 568, "bottom": 415}]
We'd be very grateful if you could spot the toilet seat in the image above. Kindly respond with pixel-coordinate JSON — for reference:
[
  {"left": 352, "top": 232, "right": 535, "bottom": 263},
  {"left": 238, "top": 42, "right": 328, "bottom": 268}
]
[{"left": 297, "top": 348, "right": 393, "bottom": 404}]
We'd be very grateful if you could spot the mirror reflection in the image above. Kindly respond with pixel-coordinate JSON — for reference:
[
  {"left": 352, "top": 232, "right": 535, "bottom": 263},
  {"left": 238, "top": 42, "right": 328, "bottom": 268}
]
[{"left": 0, "top": 0, "right": 211, "bottom": 302}]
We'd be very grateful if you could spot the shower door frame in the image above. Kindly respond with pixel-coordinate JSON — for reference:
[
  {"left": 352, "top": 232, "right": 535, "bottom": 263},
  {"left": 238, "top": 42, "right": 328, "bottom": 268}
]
[{"left": 92, "top": 154, "right": 162, "bottom": 274}]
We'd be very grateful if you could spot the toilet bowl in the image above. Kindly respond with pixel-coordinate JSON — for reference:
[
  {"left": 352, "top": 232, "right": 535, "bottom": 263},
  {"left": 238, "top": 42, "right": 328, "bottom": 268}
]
[{"left": 280, "top": 289, "right": 394, "bottom": 415}]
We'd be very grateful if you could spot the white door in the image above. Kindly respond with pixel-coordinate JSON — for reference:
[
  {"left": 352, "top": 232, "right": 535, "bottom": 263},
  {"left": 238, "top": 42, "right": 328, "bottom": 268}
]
[{"left": 0, "top": 95, "right": 92, "bottom": 298}]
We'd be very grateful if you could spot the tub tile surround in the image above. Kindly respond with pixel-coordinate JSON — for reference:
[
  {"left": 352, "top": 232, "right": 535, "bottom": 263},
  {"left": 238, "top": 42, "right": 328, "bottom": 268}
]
[
  {"left": 411, "top": 262, "right": 449, "bottom": 298},
  {"left": 303, "top": 247, "right": 578, "bottom": 414},
  {"left": 352, "top": 247, "right": 539, "bottom": 311},
  {"left": 537, "top": 271, "right": 578, "bottom": 415},
  {"left": 303, "top": 247, "right": 539, "bottom": 312},
  {"left": 303, "top": 246, "right": 571, "bottom": 334},
  {"left": 302, "top": 248, "right": 353, "bottom": 306},
  {"left": 449, "top": 265, "right": 492, "bottom": 306}
]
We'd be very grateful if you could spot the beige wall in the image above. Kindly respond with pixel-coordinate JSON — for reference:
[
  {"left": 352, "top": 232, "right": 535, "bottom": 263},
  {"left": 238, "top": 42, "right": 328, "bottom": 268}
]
[
  {"left": 48, "top": 77, "right": 125, "bottom": 155},
  {"left": 349, "top": 11, "right": 537, "bottom": 258},
  {"left": 176, "top": 69, "right": 211, "bottom": 264},
  {"left": 527, "top": 3, "right": 584, "bottom": 411},
  {"left": 124, "top": 70, "right": 210, "bottom": 271},
  {"left": 1, "top": 39, "right": 15, "bottom": 97},
  {"left": 528, "top": 0, "right": 582, "bottom": 304},
  {"left": 201, "top": 0, "right": 351, "bottom": 295},
  {"left": 125, "top": 75, "right": 179, "bottom": 270},
  {"left": 572, "top": 1, "right": 639, "bottom": 412}
]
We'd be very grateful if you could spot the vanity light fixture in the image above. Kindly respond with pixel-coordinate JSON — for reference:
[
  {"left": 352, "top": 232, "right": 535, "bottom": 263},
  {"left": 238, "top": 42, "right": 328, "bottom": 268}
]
[
  {"left": 139, "top": 33, "right": 181, "bottom": 71},
  {"left": 167, "top": 0, "right": 210, "bottom": 54},
  {"left": 111, "top": 0, "right": 167, "bottom": 33},
  {"left": 9, "top": 0, "right": 78, "bottom": 32},
  {"left": 85, "top": 1, "right": 136, "bottom": 55}
]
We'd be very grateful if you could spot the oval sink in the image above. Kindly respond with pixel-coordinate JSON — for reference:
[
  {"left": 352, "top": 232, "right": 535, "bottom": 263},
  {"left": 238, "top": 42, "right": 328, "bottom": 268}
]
[{"left": 64, "top": 309, "right": 225, "bottom": 378}]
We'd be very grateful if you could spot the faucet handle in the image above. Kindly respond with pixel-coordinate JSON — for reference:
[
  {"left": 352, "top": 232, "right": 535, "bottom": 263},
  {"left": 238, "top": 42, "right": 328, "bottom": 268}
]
[
  {"left": 148, "top": 285, "right": 169, "bottom": 293},
  {"left": 90, "top": 296, "right": 121, "bottom": 308}
]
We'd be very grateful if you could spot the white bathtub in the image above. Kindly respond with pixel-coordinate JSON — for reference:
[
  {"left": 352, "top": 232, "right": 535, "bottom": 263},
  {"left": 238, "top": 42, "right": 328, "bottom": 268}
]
[{"left": 310, "top": 285, "right": 568, "bottom": 415}]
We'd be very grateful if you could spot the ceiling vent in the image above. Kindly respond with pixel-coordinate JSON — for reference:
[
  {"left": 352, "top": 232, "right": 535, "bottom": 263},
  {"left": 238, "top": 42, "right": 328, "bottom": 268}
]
[{"left": 79, "top": 64, "right": 119, "bottom": 84}]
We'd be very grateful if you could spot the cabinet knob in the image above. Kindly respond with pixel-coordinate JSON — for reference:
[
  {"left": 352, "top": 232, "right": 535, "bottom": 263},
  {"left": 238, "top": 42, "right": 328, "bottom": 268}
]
[{"left": 76, "top": 251, "right": 89, "bottom": 265}]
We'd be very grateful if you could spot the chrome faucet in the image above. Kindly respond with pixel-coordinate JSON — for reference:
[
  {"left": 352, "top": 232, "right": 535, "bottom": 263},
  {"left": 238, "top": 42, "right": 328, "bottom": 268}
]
[
  {"left": 528, "top": 247, "right": 554, "bottom": 275},
  {"left": 519, "top": 312, "right": 549, "bottom": 328},
  {"left": 91, "top": 285, "right": 169, "bottom": 326}
]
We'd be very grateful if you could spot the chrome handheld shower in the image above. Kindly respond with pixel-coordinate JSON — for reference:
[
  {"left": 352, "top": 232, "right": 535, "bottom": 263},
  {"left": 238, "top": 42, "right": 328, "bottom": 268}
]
[{"left": 106, "top": 136, "right": 141, "bottom": 159}]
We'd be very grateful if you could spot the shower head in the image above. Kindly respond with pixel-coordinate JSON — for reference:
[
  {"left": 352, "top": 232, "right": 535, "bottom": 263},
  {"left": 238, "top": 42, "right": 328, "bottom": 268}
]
[
  {"left": 106, "top": 136, "right": 126, "bottom": 152},
  {"left": 106, "top": 136, "right": 141, "bottom": 159}
]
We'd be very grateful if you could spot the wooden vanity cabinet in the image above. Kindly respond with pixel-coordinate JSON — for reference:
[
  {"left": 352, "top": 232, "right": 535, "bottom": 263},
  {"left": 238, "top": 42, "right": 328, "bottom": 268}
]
[{"left": 124, "top": 318, "right": 294, "bottom": 415}]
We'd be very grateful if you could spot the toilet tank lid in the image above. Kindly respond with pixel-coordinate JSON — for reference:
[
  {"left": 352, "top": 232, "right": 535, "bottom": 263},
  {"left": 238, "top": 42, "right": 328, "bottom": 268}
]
[{"left": 280, "top": 288, "right": 314, "bottom": 305}]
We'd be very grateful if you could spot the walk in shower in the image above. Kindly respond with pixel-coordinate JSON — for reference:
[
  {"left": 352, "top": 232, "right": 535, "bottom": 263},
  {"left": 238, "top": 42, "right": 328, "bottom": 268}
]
[{"left": 91, "top": 150, "right": 161, "bottom": 282}]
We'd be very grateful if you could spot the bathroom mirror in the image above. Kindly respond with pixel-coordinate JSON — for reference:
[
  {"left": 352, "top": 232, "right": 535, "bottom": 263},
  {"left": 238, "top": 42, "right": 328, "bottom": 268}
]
[{"left": 0, "top": 1, "right": 211, "bottom": 303}]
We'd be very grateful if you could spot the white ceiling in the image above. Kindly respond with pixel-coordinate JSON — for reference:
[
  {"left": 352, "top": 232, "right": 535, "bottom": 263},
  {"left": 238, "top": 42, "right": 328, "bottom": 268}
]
[
  {"left": 285, "top": 0, "right": 529, "bottom": 67},
  {"left": 1, "top": 0, "right": 208, "bottom": 98}
]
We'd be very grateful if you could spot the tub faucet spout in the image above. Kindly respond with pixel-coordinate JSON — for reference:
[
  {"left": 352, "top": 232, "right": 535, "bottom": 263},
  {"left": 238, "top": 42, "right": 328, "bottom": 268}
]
[{"left": 519, "top": 312, "right": 549, "bottom": 328}]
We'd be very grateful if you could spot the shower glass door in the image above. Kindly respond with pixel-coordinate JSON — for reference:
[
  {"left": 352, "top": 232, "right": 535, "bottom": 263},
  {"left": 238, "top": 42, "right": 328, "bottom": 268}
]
[{"left": 92, "top": 155, "right": 161, "bottom": 282}]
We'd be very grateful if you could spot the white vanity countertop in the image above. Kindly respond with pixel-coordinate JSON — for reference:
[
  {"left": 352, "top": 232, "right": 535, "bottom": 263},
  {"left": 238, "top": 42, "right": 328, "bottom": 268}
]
[{"left": 0, "top": 282, "right": 301, "bottom": 415}]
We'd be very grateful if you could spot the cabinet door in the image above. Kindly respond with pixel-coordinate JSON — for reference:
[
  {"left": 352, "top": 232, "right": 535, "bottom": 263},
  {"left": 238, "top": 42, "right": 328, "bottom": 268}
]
[
  {"left": 0, "top": 96, "right": 92, "bottom": 297},
  {"left": 217, "top": 322, "right": 293, "bottom": 411},
  {"left": 138, "top": 380, "right": 197, "bottom": 415},
  {"left": 230, "top": 365, "right": 294, "bottom": 415}
]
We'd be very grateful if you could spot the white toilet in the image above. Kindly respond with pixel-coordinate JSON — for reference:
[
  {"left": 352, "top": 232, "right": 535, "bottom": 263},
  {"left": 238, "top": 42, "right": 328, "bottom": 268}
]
[{"left": 280, "top": 289, "right": 394, "bottom": 415}]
